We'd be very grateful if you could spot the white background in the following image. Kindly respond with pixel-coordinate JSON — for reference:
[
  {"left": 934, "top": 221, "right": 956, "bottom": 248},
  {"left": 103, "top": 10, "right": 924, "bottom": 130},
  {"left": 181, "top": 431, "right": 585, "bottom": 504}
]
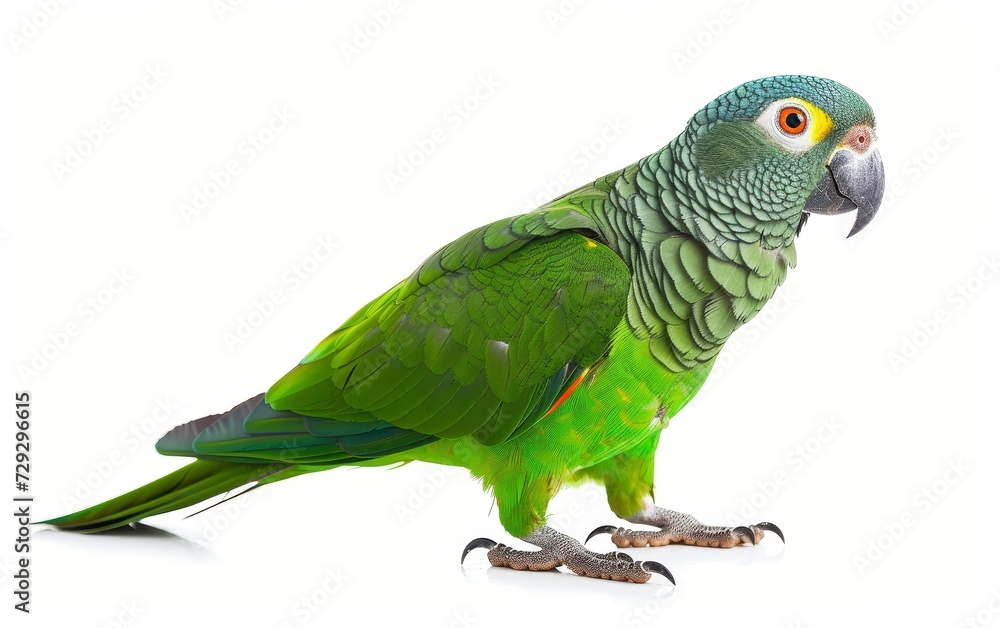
[{"left": 4, "top": 1, "right": 999, "bottom": 626}]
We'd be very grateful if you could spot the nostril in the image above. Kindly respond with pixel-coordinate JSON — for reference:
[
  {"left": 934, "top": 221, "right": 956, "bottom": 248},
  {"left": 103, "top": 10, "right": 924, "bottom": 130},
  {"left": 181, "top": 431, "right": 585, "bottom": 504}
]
[{"left": 842, "top": 125, "right": 874, "bottom": 154}]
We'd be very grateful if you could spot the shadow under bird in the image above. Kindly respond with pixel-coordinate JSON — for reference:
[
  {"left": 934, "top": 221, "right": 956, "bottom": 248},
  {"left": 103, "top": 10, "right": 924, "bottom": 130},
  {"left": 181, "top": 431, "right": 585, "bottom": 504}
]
[{"left": 44, "top": 75, "right": 884, "bottom": 585}]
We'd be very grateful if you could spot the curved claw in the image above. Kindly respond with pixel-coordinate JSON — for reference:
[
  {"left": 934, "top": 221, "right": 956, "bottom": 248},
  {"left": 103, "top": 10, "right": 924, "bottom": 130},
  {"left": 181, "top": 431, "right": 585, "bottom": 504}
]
[
  {"left": 461, "top": 537, "right": 498, "bottom": 564},
  {"left": 733, "top": 525, "right": 757, "bottom": 546},
  {"left": 585, "top": 525, "right": 619, "bottom": 544},
  {"left": 756, "top": 521, "right": 785, "bottom": 543},
  {"left": 639, "top": 561, "right": 676, "bottom": 586}
]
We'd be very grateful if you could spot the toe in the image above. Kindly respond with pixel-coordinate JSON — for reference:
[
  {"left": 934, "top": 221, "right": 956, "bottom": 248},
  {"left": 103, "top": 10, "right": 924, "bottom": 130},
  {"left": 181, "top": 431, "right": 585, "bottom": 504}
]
[{"left": 731, "top": 525, "right": 756, "bottom": 546}]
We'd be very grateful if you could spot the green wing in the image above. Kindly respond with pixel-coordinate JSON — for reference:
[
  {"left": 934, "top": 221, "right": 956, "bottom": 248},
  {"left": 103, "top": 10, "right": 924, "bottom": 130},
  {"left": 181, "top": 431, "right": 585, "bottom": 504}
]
[
  {"left": 54, "top": 205, "right": 633, "bottom": 532},
  {"left": 263, "top": 207, "right": 630, "bottom": 449}
]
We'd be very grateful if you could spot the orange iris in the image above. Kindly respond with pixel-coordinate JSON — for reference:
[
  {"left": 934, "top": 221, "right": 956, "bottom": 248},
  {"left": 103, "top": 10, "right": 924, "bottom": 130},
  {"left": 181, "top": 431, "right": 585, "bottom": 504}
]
[{"left": 778, "top": 106, "right": 807, "bottom": 135}]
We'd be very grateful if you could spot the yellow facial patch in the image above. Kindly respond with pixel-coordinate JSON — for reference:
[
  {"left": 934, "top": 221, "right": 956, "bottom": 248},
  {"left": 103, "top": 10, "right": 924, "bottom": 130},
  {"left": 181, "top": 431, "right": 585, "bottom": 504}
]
[{"left": 791, "top": 98, "right": 834, "bottom": 144}]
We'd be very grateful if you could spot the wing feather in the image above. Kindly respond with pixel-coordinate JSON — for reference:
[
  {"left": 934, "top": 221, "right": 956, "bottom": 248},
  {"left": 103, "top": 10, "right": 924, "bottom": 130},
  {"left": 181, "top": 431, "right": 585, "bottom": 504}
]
[{"left": 160, "top": 207, "right": 630, "bottom": 464}]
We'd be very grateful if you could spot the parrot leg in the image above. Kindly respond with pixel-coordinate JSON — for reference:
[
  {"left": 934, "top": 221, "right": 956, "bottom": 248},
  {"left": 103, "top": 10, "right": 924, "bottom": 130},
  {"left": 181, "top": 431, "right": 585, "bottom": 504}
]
[
  {"left": 578, "top": 432, "right": 783, "bottom": 549},
  {"left": 461, "top": 525, "right": 674, "bottom": 584},
  {"left": 586, "top": 500, "right": 784, "bottom": 548}
]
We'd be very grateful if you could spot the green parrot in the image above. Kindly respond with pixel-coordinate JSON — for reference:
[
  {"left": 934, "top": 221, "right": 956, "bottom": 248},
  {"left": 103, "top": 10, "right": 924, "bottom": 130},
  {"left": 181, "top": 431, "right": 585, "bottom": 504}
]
[{"left": 44, "top": 75, "right": 884, "bottom": 585}]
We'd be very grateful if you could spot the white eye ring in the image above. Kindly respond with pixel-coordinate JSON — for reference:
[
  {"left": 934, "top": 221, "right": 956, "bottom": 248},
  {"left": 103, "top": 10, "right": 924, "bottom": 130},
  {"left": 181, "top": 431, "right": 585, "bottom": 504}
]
[{"left": 756, "top": 99, "right": 814, "bottom": 153}]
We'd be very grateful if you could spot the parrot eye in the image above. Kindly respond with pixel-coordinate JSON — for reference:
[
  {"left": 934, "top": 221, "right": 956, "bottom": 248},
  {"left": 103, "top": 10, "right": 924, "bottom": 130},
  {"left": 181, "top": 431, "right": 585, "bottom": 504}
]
[
  {"left": 755, "top": 98, "right": 833, "bottom": 153},
  {"left": 778, "top": 107, "right": 807, "bottom": 135}
]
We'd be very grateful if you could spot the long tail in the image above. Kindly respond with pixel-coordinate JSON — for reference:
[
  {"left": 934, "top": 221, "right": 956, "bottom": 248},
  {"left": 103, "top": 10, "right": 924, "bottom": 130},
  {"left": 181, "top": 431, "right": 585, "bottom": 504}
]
[{"left": 41, "top": 460, "right": 288, "bottom": 533}]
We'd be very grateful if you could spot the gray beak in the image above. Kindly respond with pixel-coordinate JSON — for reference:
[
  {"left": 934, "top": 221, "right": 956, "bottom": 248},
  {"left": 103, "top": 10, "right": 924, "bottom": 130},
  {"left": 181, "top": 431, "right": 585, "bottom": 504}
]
[{"left": 802, "top": 147, "right": 885, "bottom": 237}]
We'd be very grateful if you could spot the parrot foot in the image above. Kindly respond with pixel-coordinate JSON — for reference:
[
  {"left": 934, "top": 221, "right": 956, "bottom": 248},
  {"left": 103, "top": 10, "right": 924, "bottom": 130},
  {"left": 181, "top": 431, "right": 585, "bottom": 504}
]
[
  {"left": 586, "top": 504, "right": 784, "bottom": 549},
  {"left": 460, "top": 525, "right": 674, "bottom": 585}
]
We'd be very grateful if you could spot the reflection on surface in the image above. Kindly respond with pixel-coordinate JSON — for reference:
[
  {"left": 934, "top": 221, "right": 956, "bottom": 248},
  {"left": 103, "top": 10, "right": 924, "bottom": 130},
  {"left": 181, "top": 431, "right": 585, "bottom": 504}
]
[{"left": 38, "top": 521, "right": 213, "bottom": 558}]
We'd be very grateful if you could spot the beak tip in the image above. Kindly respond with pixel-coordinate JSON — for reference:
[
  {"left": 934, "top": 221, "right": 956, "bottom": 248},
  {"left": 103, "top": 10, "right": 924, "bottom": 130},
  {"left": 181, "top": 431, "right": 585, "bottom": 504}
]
[{"left": 846, "top": 206, "right": 878, "bottom": 238}]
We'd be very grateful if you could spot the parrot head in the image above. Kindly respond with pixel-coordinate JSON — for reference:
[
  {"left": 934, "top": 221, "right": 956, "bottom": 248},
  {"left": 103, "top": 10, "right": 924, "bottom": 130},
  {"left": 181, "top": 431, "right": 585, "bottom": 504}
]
[{"left": 689, "top": 75, "right": 884, "bottom": 239}]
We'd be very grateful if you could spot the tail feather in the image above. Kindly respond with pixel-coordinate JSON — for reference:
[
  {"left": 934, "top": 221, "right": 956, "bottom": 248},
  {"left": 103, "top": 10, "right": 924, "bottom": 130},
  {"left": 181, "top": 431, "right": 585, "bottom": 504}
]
[{"left": 41, "top": 460, "right": 287, "bottom": 533}]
